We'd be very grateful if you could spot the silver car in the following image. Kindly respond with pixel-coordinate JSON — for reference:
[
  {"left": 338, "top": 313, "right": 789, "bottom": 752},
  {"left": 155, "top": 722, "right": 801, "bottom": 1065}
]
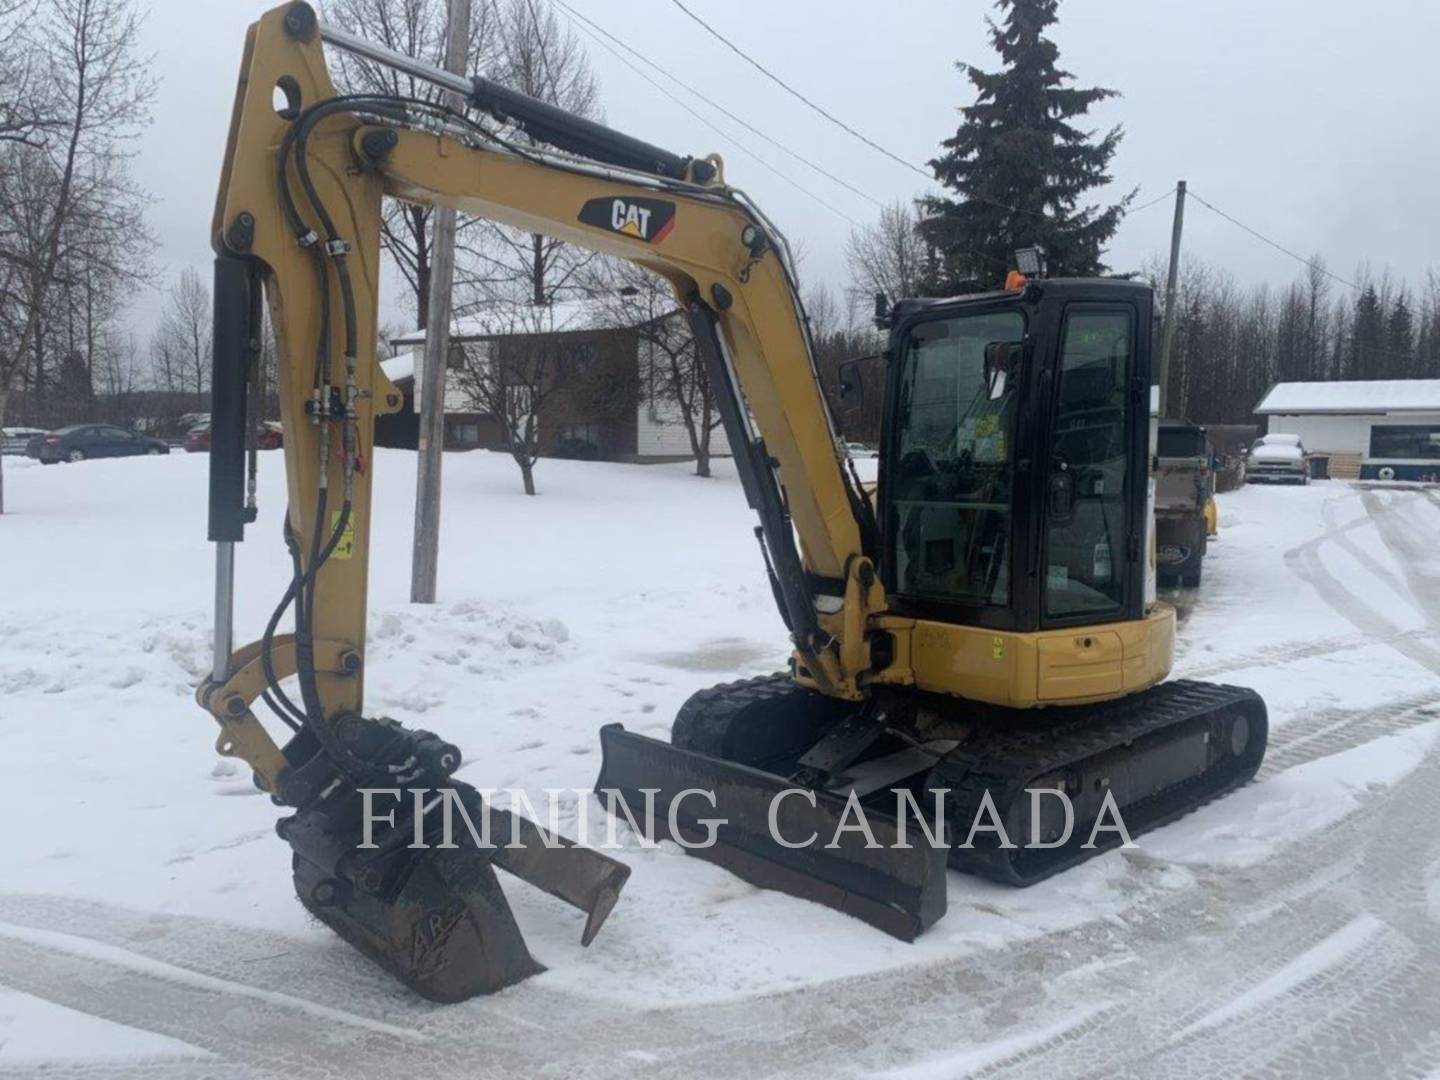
[
  {"left": 1, "top": 426, "right": 46, "bottom": 456},
  {"left": 1246, "top": 433, "right": 1309, "bottom": 484}
]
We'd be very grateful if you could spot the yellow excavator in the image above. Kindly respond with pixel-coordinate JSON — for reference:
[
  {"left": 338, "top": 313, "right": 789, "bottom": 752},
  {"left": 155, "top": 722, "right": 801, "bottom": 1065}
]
[{"left": 198, "top": 2, "right": 1268, "bottom": 1002}]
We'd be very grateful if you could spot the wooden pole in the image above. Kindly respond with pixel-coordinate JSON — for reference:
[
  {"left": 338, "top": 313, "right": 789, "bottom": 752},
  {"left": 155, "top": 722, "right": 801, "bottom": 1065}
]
[
  {"left": 1156, "top": 180, "right": 1186, "bottom": 419},
  {"left": 410, "top": 0, "right": 471, "bottom": 603}
]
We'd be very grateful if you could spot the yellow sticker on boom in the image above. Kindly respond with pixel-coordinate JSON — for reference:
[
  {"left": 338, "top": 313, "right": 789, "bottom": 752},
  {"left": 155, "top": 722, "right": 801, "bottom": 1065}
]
[
  {"left": 991, "top": 636, "right": 1006, "bottom": 661},
  {"left": 330, "top": 510, "right": 355, "bottom": 561}
]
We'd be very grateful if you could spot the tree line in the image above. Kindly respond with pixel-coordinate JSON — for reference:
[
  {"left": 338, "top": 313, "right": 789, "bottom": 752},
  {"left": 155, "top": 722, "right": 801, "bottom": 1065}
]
[{"left": 1147, "top": 258, "right": 1440, "bottom": 426}]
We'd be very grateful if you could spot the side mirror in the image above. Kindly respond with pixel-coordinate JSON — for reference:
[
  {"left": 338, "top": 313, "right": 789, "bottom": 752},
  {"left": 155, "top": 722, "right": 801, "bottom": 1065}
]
[
  {"left": 983, "top": 340, "right": 1023, "bottom": 401},
  {"left": 837, "top": 354, "right": 880, "bottom": 408},
  {"left": 873, "top": 292, "right": 891, "bottom": 329}
]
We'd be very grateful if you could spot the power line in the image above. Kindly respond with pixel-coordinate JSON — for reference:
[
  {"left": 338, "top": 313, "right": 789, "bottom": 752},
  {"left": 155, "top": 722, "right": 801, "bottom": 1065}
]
[
  {"left": 556, "top": 3, "right": 1194, "bottom": 263},
  {"left": 662, "top": 0, "right": 1073, "bottom": 225},
  {"left": 1175, "top": 189, "right": 1418, "bottom": 366},
  {"left": 556, "top": 8, "right": 864, "bottom": 227},
  {"left": 1129, "top": 186, "right": 1177, "bottom": 215},
  {"left": 552, "top": 0, "right": 882, "bottom": 210},
  {"left": 666, "top": 0, "right": 930, "bottom": 181},
  {"left": 1187, "top": 188, "right": 1361, "bottom": 292}
]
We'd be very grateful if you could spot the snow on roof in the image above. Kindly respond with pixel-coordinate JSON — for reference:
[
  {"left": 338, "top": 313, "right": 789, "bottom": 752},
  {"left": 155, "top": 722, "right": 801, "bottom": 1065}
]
[
  {"left": 390, "top": 294, "right": 668, "bottom": 348},
  {"left": 380, "top": 350, "right": 416, "bottom": 384},
  {"left": 1256, "top": 379, "right": 1440, "bottom": 415}
]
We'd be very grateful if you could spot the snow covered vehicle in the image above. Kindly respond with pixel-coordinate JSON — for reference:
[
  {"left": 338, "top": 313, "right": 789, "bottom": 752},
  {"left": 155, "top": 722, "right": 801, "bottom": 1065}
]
[{"left": 1247, "top": 433, "right": 1309, "bottom": 484}]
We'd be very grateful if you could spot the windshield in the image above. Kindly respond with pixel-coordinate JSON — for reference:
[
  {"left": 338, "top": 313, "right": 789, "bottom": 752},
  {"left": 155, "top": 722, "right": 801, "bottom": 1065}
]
[{"left": 890, "top": 309, "right": 1025, "bottom": 607}]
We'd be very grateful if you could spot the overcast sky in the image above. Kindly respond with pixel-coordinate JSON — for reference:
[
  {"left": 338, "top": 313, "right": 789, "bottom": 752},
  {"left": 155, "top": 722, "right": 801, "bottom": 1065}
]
[{"left": 126, "top": 0, "right": 1439, "bottom": 340}]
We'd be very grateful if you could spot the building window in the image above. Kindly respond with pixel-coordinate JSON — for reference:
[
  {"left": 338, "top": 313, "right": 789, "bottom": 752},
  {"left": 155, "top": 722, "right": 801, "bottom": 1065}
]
[
  {"left": 567, "top": 340, "right": 598, "bottom": 374},
  {"left": 560, "top": 423, "right": 600, "bottom": 444},
  {"left": 449, "top": 420, "right": 480, "bottom": 447},
  {"left": 1369, "top": 424, "right": 1440, "bottom": 460}
]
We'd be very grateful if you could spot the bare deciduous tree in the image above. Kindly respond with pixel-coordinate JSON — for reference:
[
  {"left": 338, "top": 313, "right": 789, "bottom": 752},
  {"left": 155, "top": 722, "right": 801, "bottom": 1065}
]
[
  {"left": 806, "top": 283, "right": 884, "bottom": 445},
  {"left": 595, "top": 265, "right": 720, "bottom": 477},
  {"left": 323, "top": 0, "right": 498, "bottom": 327},
  {"left": 151, "top": 268, "right": 211, "bottom": 396},
  {"left": 450, "top": 307, "right": 563, "bottom": 496},
  {"left": 456, "top": 0, "right": 601, "bottom": 312},
  {"left": 0, "top": 0, "right": 55, "bottom": 147},
  {"left": 845, "top": 200, "right": 924, "bottom": 308},
  {"left": 0, "top": 0, "right": 154, "bottom": 512}
]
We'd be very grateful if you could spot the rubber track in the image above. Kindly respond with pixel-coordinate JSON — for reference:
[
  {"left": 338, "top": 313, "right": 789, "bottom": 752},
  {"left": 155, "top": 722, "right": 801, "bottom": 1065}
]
[
  {"left": 935, "top": 679, "right": 1268, "bottom": 885},
  {"left": 676, "top": 675, "right": 1268, "bottom": 890},
  {"left": 672, "top": 672, "right": 845, "bottom": 768}
]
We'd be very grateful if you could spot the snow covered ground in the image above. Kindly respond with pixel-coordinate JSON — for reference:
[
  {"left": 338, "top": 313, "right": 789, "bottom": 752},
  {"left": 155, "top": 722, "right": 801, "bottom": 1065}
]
[{"left": 1, "top": 452, "right": 1439, "bottom": 1078}]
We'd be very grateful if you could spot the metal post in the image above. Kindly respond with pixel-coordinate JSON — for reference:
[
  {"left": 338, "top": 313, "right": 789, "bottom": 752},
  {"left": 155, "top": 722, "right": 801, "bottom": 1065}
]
[
  {"left": 1156, "top": 180, "right": 1186, "bottom": 419},
  {"left": 410, "top": 0, "right": 471, "bottom": 604}
]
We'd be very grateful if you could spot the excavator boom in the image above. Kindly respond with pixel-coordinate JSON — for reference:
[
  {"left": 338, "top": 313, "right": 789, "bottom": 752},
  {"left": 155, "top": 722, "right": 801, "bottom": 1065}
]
[{"left": 198, "top": 1, "right": 890, "bottom": 1000}]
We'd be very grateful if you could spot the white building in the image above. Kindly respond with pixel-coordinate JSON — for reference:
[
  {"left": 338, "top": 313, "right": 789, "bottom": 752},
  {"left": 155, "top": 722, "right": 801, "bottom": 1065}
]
[{"left": 1256, "top": 379, "right": 1440, "bottom": 481}]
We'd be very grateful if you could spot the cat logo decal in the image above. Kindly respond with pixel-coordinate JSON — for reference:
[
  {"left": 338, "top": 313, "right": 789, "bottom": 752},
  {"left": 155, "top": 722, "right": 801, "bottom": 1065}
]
[{"left": 578, "top": 196, "right": 677, "bottom": 245}]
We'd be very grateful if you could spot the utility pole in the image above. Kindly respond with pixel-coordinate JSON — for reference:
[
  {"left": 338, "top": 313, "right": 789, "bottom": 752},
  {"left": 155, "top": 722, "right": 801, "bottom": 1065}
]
[
  {"left": 410, "top": 0, "right": 471, "bottom": 603},
  {"left": 1155, "top": 180, "right": 1187, "bottom": 418}
]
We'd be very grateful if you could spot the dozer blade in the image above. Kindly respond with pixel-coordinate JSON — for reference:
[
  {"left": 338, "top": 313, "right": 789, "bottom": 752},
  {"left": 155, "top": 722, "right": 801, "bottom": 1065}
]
[
  {"left": 595, "top": 724, "right": 948, "bottom": 941},
  {"left": 281, "top": 779, "right": 630, "bottom": 1003}
]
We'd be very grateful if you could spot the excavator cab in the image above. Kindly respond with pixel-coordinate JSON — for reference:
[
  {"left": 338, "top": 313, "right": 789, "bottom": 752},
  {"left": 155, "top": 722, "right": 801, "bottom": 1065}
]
[{"left": 883, "top": 280, "right": 1151, "bottom": 636}]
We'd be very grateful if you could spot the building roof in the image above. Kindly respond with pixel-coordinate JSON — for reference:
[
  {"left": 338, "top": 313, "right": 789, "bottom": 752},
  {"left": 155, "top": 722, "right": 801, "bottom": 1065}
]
[
  {"left": 390, "top": 295, "right": 670, "bottom": 348},
  {"left": 380, "top": 351, "right": 417, "bottom": 384},
  {"left": 1256, "top": 379, "right": 1440, "bottom": 415}
]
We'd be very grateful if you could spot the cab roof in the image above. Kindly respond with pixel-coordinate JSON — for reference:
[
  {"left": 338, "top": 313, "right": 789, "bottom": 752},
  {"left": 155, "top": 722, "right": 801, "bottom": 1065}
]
[{"left": 892, "top": 277, "right": 1154, "bottom": 320}]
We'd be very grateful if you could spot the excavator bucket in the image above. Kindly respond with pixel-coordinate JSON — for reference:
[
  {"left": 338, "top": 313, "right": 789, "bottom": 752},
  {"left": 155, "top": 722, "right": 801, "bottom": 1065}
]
[
  {"left": 595, "top": 725, "right": 948, "bottom": 940},
  {"left": 280, "top": 777, "right": 630, "bottom": 1003}
]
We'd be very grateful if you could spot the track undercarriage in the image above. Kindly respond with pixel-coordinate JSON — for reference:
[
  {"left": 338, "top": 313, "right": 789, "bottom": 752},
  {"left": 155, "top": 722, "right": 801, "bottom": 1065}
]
[{"left": 597, "top": 675, "right": 1267, "bottom": 938}]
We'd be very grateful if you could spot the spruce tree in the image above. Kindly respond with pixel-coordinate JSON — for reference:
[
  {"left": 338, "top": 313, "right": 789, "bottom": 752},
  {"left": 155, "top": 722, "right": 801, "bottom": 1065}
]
[
  {"left": 1350, "top": 285, "right": 1384, "bottom": 380},
  {"left": 1385, "top": 292, "right": 1414, "bottom": 377},
  {"left": 920, "top": 0, "right": 1131, "bottom": 294}
]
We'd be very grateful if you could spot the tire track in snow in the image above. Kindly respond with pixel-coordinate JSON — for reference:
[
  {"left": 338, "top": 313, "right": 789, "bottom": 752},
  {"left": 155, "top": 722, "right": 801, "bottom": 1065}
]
[
  {"left": 0, "top": 920, "right": 420, "bottom": 1040},
  {"left": 1171, "top": 914, "right": 1386, "bottom": 1040},
  {"left": 1285, "top": 498, "right": 1440, "bottom": 677},
  {"left": 1178, "top": 627, "right": 1437, "bottom": 682},
  {"left": 936, "top": 750, "right": 1440, "bottom": 1080},
  {"left": 1260, "top": 694, "right": 1440, "bottom": 776},
  {"left": 1361, "top": 488, "right": 1440, "bottom": 629}
]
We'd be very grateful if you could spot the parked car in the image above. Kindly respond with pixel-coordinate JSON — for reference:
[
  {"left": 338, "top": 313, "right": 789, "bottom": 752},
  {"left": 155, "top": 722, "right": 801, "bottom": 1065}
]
[
  {"left": 844, "top": 441, "right": 879, "bottom": 460},
  {"left": 185, "top": 420, "right": 283, "bottom": 453},
  {"left": 1246, "top": 433, "right": 1308, "bottom": 484},
  {"left": 35, "top": 424, "right": 171, "bottom": 463},
  {"left": 1, "top": 426, "right": 46, "bottom": 456}
]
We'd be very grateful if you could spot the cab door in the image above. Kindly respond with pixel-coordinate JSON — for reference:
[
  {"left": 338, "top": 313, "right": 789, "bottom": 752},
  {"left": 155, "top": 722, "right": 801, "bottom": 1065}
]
[{"left": 1040, "top": 304, "right": 1146, "bottom": 627}]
